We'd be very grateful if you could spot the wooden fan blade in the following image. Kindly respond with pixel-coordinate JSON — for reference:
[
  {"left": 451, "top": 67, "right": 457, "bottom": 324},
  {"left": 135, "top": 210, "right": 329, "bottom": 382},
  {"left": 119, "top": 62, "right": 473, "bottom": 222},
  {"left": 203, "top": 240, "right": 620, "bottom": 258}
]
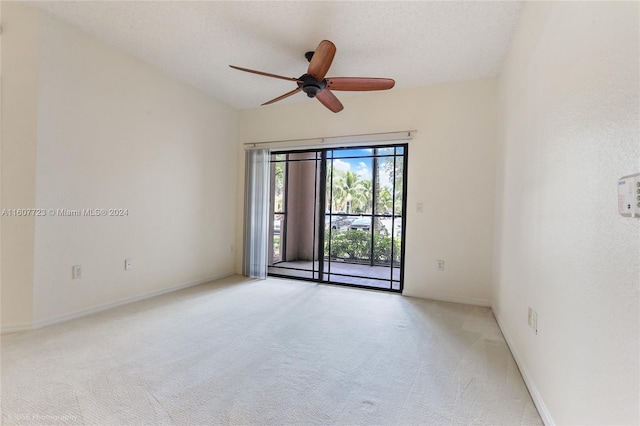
[
  {"left": 229, "top": 65, "right": 300, "bottom": 82},
  {"left": 261, "top": 88, "right": 302, "bottom": 106},
  {"left": 326, "top": 77, "right": 395, "bottom": 91},
  {"left": 316, "top": 89, "right": 343, "bottom": 113},
  {"left": 307, "top": 40, "right": 336, "bottom": 81}
]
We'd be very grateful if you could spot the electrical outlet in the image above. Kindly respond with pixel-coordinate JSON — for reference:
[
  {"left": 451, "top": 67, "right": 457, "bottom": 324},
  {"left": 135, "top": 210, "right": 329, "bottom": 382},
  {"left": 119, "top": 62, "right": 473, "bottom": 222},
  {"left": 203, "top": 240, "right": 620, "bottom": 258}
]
[
  {"left": 72, "top": 265, "right": 82, "bottom": 279},
  {"left": 527, "top": 307, "right": 533, "bottom": 327},
  {"left": 437, "top": 260, "right": 445, "bottom": 271},
  {"left": 532, "top": 311, "right": 538, "bottom": 335},
  {"left": 124, "top": 258, "right": 133, "bottom": 271}
]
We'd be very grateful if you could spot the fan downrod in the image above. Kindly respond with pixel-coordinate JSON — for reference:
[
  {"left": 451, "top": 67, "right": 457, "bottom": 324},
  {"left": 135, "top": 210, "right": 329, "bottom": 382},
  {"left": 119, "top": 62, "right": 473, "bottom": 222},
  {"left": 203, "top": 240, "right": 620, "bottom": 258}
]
[{"left": 304, "top": 51, "right": 315, "bottom": 62}]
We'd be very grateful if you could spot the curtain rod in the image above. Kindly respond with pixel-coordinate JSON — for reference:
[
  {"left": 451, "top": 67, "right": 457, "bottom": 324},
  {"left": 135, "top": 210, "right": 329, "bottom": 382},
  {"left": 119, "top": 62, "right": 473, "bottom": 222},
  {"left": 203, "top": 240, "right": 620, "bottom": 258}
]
[{"left": 243, "top": 130, "right": 416, "bottom": 150}]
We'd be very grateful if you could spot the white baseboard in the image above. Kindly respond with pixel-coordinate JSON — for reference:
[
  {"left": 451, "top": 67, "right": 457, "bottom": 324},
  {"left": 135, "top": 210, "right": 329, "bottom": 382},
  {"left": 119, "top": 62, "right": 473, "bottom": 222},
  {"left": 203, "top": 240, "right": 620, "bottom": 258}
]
[
  {"left": 1, "top": 272, "right": 234, "bottom": 335},
  {"left": 492, "top": 309, "right": 555, "bottom": 426},
  {"left": 0, "top": 322, "right": 33, "bottom": 335},
  {"left": 403, "top": 289, "right": 491, "bottom": 307}
]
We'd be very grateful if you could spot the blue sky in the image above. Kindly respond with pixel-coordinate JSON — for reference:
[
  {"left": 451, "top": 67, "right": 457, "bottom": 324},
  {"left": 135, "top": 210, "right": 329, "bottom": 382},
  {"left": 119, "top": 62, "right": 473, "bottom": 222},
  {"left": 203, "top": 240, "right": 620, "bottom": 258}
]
[{"left": 329, "top": 149, "right": 395, "bottom": 188}]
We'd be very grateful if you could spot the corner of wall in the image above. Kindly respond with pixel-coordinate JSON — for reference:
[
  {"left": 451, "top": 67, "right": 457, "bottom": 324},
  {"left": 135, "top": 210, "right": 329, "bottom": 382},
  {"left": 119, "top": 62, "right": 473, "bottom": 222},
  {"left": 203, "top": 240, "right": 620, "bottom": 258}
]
[
  {"left": 493, "top": 1, "right": 639, "bottom": 424},
  {"left": 1, "top": 2, "right": 40, "bottom": 329}
]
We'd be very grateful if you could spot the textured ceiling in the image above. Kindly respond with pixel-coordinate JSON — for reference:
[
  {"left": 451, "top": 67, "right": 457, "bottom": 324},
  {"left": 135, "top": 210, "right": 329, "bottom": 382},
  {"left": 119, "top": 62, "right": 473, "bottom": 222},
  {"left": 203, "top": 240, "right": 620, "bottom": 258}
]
[{"left": 30, "top": 1, "right": 523, "bottom": 110}]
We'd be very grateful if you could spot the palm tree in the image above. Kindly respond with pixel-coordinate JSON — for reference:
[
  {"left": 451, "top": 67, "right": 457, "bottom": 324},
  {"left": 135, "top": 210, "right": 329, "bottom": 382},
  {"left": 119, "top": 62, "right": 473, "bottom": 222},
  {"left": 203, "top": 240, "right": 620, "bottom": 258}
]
[
  {"left": 377, "top": 188, "right": 393, "bottom": 214},
  {"left": 334, "top": 171, "right": 364, "bottom": 213},
  {"left": 382, "top": 156, "right": 404, "bottom": 215},
  {"left": 355, "top": 179, "right": 373, "bottom": 213},
  {"left": 326, "top": 163, "right": 345, "bottom": 212}
]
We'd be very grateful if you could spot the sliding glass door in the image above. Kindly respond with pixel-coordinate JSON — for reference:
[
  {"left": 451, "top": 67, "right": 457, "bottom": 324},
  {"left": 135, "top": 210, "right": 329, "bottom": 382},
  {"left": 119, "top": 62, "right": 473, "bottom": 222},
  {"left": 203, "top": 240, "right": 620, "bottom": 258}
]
[
  {"left": 324, "top": 146, "right": 405, "bottom": 290},
  {"left": 268, "top": 151, "right": 324, "bottom": 280},
  {"left": 267, "top": 144, "right": 407, "bottom": 292}
]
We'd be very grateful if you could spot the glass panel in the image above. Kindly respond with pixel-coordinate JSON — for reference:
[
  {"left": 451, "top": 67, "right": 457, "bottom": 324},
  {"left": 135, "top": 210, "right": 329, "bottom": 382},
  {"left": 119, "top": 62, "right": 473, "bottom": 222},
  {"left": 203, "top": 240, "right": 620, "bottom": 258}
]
[
  {"left": 376, "top": 147, "right": 394, "bottom": 156},
  {"left": 329, "top": 227, "right": 371, "bottom": 261},
  {"left": 270, "top": 156, "right": 287, "bottom": 265},
  {"left": 375, "top": 152, "right": 393, "bottom": 216},
  {"left": 373, "top": 233, "right": 390, "bottom": 264},
  {"left": 328, "top": 156, "right": 372, "bottom": 215},
  {"left": 269, "top": 152, "right": 321, "bottom": 279},
  {"left": 325, "top": 213, "right": 354, "bottom": 231},
  {"left": 390, "top": 217, "right": 402, "bottom": 264},
  {"left": 272, "top": 214, "right": 283, "bottom": 262},
  {"left": 393, "top": 156, "right": 404, "bottom": 216},
  {"left": 373, "top": 231, "right": 393, "bottom": 264},
  {"left": 332, "top": 148, "right": 374, "bottom": 158},
  {"left": 348, "top": 216, "right": 372, "bottom": 232},
  {"left": 273, "top": 160, "right": 285, "bottom": 213},
  {"left": 325, "top": 161, "right": 336, "bottom": 213}
]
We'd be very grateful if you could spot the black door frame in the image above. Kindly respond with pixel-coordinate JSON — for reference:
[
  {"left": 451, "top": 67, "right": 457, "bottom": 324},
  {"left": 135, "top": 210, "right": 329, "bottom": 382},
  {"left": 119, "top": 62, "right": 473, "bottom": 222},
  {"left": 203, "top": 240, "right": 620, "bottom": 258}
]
[{"left": 267, "top": 143, "right": 408, "bottom": 293}]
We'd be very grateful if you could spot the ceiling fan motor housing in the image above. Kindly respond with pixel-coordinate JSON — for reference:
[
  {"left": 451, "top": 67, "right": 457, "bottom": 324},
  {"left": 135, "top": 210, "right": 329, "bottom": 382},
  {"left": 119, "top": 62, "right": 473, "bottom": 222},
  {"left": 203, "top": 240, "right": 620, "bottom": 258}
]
[{"left": 298, "top": 74, "right": 326, "bottom": 98}]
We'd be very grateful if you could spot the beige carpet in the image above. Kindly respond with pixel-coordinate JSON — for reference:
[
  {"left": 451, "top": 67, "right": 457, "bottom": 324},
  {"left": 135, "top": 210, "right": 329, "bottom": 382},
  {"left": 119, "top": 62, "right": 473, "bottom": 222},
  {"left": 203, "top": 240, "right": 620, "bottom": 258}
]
[{"left": 1, "top": 275, "right": 542, "bottom": 425}]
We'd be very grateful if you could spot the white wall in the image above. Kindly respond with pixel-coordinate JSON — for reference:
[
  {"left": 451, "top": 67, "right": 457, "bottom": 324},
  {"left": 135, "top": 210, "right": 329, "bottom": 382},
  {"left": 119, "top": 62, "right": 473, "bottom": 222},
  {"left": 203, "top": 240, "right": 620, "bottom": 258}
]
[
  {"left": 494, "top": 2, "right": 639, "bottom": 424},
  {"left": 1, "top": 4, "right": 239, "bottom": 329},
  {"left": 237, "top": 79, "right": 498, "bottom": 305},
  {"left": 0, "top": 2, "right": 39, "bottom": 329}
]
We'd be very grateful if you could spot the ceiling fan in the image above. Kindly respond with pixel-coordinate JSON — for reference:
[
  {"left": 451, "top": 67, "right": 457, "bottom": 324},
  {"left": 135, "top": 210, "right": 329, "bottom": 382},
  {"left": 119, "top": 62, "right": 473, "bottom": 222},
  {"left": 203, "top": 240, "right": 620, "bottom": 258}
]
[{"left": 229, "top": 40, "right": 395, "bottom": 113}]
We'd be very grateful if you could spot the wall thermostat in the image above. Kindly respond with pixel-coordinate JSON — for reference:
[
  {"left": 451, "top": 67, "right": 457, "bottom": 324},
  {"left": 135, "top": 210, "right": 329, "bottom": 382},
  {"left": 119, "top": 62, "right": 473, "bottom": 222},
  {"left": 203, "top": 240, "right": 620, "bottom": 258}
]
[{"left": 618, "top": 173, "right": 640, "bottom": 217}]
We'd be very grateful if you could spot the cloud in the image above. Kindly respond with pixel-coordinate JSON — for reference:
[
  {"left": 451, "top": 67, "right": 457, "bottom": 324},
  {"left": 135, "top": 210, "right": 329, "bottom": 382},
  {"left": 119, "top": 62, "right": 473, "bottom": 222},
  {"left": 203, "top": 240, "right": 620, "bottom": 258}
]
[
  {"left": 355, "top": 161, "right": 371, "bottom": 180},
  {"left": 332, "top": 159, "right": 350, "bottom": 173}
]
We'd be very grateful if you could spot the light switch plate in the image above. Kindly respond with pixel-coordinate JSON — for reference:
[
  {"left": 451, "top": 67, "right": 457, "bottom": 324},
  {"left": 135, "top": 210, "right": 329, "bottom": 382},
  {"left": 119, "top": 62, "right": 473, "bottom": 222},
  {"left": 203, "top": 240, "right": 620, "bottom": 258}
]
[{"left": 72, "top": 265, "right": 82, "bottom": 279}]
